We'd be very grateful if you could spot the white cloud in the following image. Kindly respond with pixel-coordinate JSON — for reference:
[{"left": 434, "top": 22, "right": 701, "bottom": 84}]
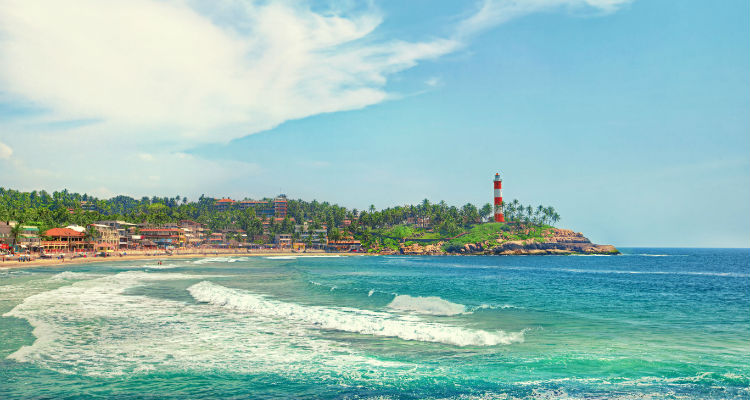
[
  {"left": 0, "top": 141, "right": 12, "bottom": 159},
  {"left": 0, "top": 0, "right": 456, "bottom": 145},
  {"left": 457, "top": 0, "right": 631, "bottom": 38}
]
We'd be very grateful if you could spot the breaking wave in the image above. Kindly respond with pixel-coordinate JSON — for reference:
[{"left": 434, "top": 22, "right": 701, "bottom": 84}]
[
  {"left": 188, "top": 281, "right": 524, "bottom": 347},
  {"left": 4, "top": 271, "right": 415, "bottom": 380},
  {"left": 387, "top": 294, "right": 467, "bottom": 316},
  {"left": 49, "top": 271, "right": 102, "bottom": 281}
]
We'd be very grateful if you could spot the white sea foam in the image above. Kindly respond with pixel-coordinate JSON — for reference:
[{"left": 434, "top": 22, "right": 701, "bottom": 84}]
[
  {"left": 188, "top": 281, "right": 524, "bottom": 346},
  {"left": 4, "top": 271, "right": 417, "bottom": 381},
  {"left": 387, "top": 294, "right": 467, "bottom": 316},
  {"left": 49, "top": 271, "right": 102, "bottom": 281},
  {"left": 472, "top": 304, "right": 518, "bottom": 311},
  {"left": 192, "top": 257, "right": 249, "bottom": 264}
]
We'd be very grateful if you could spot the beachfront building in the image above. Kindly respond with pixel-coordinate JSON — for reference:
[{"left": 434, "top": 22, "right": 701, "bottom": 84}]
[
  {"left": 294, "top": 225, "right": 328, "bottom": 249},
  {"left": 207, "top": 232, "right": 225, "bottom": 246},
  {"left": 0, "top": 222, "right": 10, "bottom": 246},
  {"left": 326, "top": 238, "right": 362, "bottom": 252},
  {"left": 274, "top": 234, "right": 292, "bottom": 248},
  {"left": 89, "top": 223, "right": 120, "bottom": 251},
  {"left": 139, "top": 228, "right": 185, "bottom": 248},
  {"left": 42, "top": 227, "right": 87, "bottom": 252},
  {"left": 179, "top": 220, "right": 205, "bottom": 246},
  {"left": 95, "top": 220, "right": 138, "bottom": 249}
]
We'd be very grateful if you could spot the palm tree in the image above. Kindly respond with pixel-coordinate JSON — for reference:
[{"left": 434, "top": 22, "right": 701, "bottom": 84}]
[{"left": 9, "top": 222, "right": 24, "bottom": 249}]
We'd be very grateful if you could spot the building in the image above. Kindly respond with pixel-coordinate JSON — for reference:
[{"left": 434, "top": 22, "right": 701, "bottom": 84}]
[
  {"left": 326, "top": 239, "right": 362, "bottom": 252},
  {"left": 139, "top": 228, "right": 185, "bottom": 248},
  {"left": 236, "top": 195, "right": 288, "bottom": 218},
  {"left": 0, "top": 222, "right": 11, "bottom": 246},
  {"left": 95, "top": 220, "right": 138, "bottom": 249},
  {"left": 273, "top": 195, "right": 288, "bottom": 218},
  {"left": 42, "top": 228, "right": 87, "bottom": 252},
  {"left": 274, "top": 234, "right": 292, "bottom": 248},
  {"left": 295, "top": 225, "right": 328, "bottom": 249},
  {"left": 179, "top": 220, "right": 205, "bottom": 246},
  {"left": 89, "top": 223, "right": 120, "bottom": 251},
  {"left": 214, "top": 198, "right": 236, "bottom": 211},
  {"left": 207, "top": 232, "right": 225, "bottom": 246}
]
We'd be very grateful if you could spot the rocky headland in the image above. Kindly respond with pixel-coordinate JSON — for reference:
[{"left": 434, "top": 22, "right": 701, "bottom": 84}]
[{"left": 399, "top": 228, "right": 618, "bottom": 256}]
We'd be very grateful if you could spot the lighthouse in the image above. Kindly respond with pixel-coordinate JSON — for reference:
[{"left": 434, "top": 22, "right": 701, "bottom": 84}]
[{"left": 493, "top": 173, "right": 505, "bottom": 222}]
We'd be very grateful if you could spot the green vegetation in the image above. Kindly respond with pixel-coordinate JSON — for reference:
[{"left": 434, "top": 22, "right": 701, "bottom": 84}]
[
  {"left": 0, "top": 187, "right": 560, "bottom": 250},
  {"left": 443, "top": 222, "right": 554, "bottom": 251},
  {"left": 445, "top": 223, "right": 507, "bottom": 247}
]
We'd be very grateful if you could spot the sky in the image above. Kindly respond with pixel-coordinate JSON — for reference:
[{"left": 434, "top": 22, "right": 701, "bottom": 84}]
[{"left": 0, "top": 0, "right": 748, "bottom": 247}]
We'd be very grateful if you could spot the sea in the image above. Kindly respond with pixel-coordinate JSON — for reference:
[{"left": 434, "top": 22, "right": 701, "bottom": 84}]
[{"left": 0, "top": 248, "right": 748, "bottom": 399}]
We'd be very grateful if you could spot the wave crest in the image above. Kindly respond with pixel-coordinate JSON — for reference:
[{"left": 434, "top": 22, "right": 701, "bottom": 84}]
[
  {"left": 387, "top": 295, "right": 466, "bottom": 316},
  {"left": 188, "top": 281, "right": 524, "bottom": 347}
]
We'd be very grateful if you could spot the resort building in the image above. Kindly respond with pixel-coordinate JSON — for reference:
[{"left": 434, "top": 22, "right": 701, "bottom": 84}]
[
  {"left": 95, "top": 220, "right": 138, "bottom": 249},
  {"left": 274, "top": 234, "right": 292, "bottom": 248},
  {"left": 326, "top": 239, "right": 362, "bottom": 252},
  {"left": 236, "top": 195, "right": 288, "bottom": 218},
  {"left": 139, "top": 228, "right": 185, "bottom": 248},
  {"left": 179, "top": 220, "right": 205, "bottom": 246},
  {"left": 207, "top": 232, "right": 225, "bottom": 246},
  {"left": 42, "top": 227, "right": 87, "bottom": 252},
  {"left": 214, "top": 198, "right": 236, "bottom": 211},
  {"left": 89, "top": 223, "right": 120, "bottom": 251}
]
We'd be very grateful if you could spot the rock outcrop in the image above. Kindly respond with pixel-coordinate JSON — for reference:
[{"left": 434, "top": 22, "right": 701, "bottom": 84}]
[{"left": 442, "top": 228, "right": 618, "bottom": 256}]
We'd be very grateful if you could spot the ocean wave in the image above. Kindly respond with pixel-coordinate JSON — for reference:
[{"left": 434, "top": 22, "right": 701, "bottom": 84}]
[
  {"left": 192, "top": 257, "right": 250, "bottom": 264},
  {"left": 5, "top": 271, "right": 417, "bottom": 380},
  {"left": 188, "top": 281, "right": 524, "bottom": 346},
  {"left": 49, "top": 271, "right": 102, "bottom": 281},
  {"left": 386, "top": 294, "right": 467, "bottom": 316}
]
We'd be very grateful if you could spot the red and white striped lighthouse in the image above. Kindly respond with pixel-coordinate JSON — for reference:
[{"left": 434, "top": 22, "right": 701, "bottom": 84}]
[{"left": 493, "top": 173, "right": 504, "bottom": 222}]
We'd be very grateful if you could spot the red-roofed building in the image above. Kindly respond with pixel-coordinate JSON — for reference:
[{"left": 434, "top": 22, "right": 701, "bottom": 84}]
[
  {"left": 214, "top": 198, "right": 236, "bottom": 211},
  {"left": 42, "top": 228, "right": 87, "bottom": 252}
]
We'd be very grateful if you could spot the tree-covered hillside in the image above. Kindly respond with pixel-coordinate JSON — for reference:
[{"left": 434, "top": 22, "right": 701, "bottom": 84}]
[{"left": 0, "top": 187, "right": 560, "bottom": 245}]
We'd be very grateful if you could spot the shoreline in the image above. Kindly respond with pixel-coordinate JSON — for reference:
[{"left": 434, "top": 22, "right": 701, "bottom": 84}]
[{"left": 0, "top": 249, "right": 362, "bottom": 270}]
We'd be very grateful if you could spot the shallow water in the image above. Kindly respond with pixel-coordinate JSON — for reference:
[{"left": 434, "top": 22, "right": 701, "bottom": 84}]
[{"left": 1, "top": 248, "right": 748, "bottom": 399}]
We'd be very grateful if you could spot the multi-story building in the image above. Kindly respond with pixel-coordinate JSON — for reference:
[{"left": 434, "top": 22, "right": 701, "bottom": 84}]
[
  {"left": 179, "top": 220, "right": 205, "bottom": 246},
  {"left": 326, "top": 239, "right": 362, "bottom": 252},
  {"left": 95, "top": 220, "right": 138, "bottom": 248},
  {"left": 274, "top": 234, "right": 292, "bottom": 248},
  {"left": 139, "top": 228, "right": 185, "bottom": 248},
  {"left": 42, "top": 228, "right": 87, "bottom": 252},
  {"left": 273, "top": 195, "right": 288, "bottom": 218},
  {"left": 0, "top": 222, "right": 11, "bottom": 246},
  {"left": 214, "top": 198, "right": 236, "bottom": 211},
  {"left": 236, "top": 195, "right": 288, "bottom": 218},
  {"left": 89, "top": 223, "right": 120, "bottom": 250},
  {"left": 207, "top": 232, "right": 225, "bottom": 246},
  {"left": 294, "top": 225, "right": 328, "bottom": 249}
]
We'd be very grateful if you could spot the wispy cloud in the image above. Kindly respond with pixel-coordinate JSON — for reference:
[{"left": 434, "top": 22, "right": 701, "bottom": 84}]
[{"left": 457, "top": 0, "right": 631, "bottom": 38}]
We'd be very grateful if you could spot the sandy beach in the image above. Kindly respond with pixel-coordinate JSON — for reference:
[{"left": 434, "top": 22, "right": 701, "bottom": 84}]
[{"left": 0, "top": 248, "right": 352, "bottom": 269}]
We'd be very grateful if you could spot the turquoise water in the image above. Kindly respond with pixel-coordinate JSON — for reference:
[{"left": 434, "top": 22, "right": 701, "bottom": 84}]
[{"left": 1, "top": 248, "right": 748, "bottom": 399}]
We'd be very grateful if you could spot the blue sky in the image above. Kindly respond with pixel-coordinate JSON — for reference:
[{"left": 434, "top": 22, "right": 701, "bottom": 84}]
[{"left": 0, "top": 0, "right": 748, "bottom": 247}]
